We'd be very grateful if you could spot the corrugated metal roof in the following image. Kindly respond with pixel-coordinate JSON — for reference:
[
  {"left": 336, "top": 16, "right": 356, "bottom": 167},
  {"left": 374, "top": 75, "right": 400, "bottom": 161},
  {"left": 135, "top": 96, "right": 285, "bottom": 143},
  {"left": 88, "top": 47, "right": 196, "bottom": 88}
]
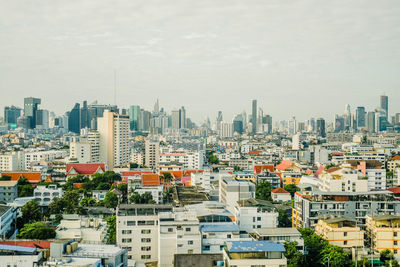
[
  {"left": 0, "top": 244, "right": 36, "bottom": 253},
  {"left": 201, "top": 224, "right": 240, "bottom": 233},
  {"left": 226, "top": 241, "right": 285, "bottom": 253}
]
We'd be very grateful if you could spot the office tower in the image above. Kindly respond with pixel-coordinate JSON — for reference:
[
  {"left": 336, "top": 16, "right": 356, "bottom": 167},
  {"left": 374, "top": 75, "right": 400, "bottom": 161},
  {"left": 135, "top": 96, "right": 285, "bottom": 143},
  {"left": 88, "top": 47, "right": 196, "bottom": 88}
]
[
  {"left": 375, "top": 113, "right": 387, "bottom": 132},
  {"left": 129, "top": 105, "right": 140, "bottom": 131},
  {"left": 356, "top": 107, "right": 366, "bottom": 129},
  {"left": 98, "top": 110, "right": 129, "bottom": 170},
  {"left": 380, "top": 95, "right": 388, "bottom": 118},
  {"left": 310, "top": 118, "right": 316, "bottom": 131},
  {"left": 171, "top": 110, "right": 180, "bottom": 129},
  {"left": 220, "top": 122, "right": 233, "bottom": 138},
  {"left": 80, "top": 101, "right": 90, "bottom": 129},
  {"left": 4, "top": 106, "right": 22, "bottom": 124},
  {"left": 35, "top": 109, "right": 49, "bottom": 129},
  {"left": 344, "top": 104, "right": 352, "bottom": 131},
  {"left": 153, "top": 99, "right": 159, "bottom": 114},
  {"left": 264, "top": 115, "right": 272, "bottom": 134},
  {"left": 297, "top": 122, "right": 305, "bottom": 133},
  {"left": 24, "top": 97, "right": 41, "bottom": 129},
  {"left": 233, "top": 114, "right": 244, "bottom": 134},
  {"left": 252, "top": 100, "right": 257, "bottom": 134},
  {"left": 334, "top": 115, "right": 345, "bottom": 133},
  {"left": 179, "top": 106, "right": 186, "bottom": 129},
  {"left": 88, "top": 102, "right": 119, "bottom": 130},
  {"left": 145, "top": 139, "right": 160, "bottom": 169},
  {"left": 17, "top": 116, "right": 30, "bottom": 130},
  {"left": 316, "top": 118, "right": 326, "bottom": 137},
  {"left": 68, "top": 103, "right": 81, "bottom": 134},
  {"left": 396, "top": 113, "right": 400, "bottom": 125},
  {"left": 215, "top": 111, "right": 223, "bottom": 132},
  {"left": 288, "top": 116, "right": 297, "bottom": 135}
]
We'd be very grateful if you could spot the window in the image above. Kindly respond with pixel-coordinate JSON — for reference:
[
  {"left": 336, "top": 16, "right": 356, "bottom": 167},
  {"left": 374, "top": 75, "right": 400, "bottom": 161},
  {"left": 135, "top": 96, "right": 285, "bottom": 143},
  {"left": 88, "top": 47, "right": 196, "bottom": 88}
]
[
  {"left": 188, "top": 249, "right": 193, "bottom": 254},
  {"left": 185, "top": 227, "right": 191, "bottom": 232},
  {"left": 227, "top": 234, "right": 232, "bottom": 239},
  {"left": 127, "top": 221, "right": 135, "bottom": 226},
  {"left": 122, "top": 230, "right": 132, "bottom": 235},
  {"left": 344, "top": 241, "right": 347, "bottom": 245},
  {"left": 188, "top": 240, "right": 193, "bottom": 245},
  {"left": 395, "top": 232, "right": 398, "bottom": 237},
  {"left": 122, "top": 238, "right": 132, "bottom": 243},
  {"left": 141, "top": 238, "right": 151, "bottom": 243},
  {"left": 141, "top": 255, "right": 151, "bottom": 260},
  {"left": 141, "top": 229, "right": 151, "bottom": 234},
  {"left": 257, "top": 217, "right": 261, "bottom": 221},
  {"left": 141, "top": 246, "right": 151, "bottom": 251},
  {"left": 395, "top": 241, "right": 398, "bottom": 246},
  {"left": 168, "top": 228, "right": 173, "bottom": 232},
  {"left": 344, "top": 232, "right": 347, "bottom": 237}
]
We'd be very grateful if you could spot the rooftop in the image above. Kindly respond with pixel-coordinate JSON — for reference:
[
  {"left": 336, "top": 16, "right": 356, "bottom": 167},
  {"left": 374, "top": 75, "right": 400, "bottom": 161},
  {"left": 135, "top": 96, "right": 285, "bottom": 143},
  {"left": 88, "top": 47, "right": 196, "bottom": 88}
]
[
  {"left": 225, "top": 241, "right": 285, "bottom": 253},
  {"left": 201, "top": 224, "right": 240, "bottom": 233},
  {"left": 253, "top": 227, "right": 300, "bottom": 236},
  {"left": 0, "top": 180, "right": 18, "bottom": 187},
  {"left": 69, "top": 244, "right": 125, "bottom": 257}
]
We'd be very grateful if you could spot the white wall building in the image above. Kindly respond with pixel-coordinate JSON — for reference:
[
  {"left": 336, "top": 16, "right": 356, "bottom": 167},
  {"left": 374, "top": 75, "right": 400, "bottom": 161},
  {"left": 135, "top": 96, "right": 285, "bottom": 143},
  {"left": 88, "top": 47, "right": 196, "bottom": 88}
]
[
  {"left": 190, "top": 171, "right": 217, "bottom": 190},
  {"left": 134, "top": 185, "right": 164, "bottom": 204},
  {"left": 159, "top": 151, "right": 204, "bottom": 170},
  {"left": 145, "top": 140, "right": 160, "bottom": 169},
  {"left": 34, "top": 184, "right": 63, "bottom": 206},
  {"left": 0, "top": 153, "right": 19, "bottom": 172},
  {"left": 69, "top": 141, "right": 92, "bottom": 163}
]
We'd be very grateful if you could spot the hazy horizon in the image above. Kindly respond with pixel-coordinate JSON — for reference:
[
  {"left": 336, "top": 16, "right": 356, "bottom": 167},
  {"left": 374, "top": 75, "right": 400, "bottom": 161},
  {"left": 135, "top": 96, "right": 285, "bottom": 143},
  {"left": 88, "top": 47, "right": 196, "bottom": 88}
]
[{"left": 1, "top": 0, "right": 400, "bottom": 123}]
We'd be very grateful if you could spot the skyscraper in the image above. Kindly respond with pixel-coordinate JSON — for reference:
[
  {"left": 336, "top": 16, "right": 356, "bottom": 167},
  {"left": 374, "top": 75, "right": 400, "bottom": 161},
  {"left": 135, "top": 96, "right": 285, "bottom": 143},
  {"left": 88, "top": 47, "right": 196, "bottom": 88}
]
[
  {"left": 98, "top": 110, "right": 129, "bottom": 170},
  {"left": 233, "top": 114, "right": 244, "bottom": 134},
  {"left": 24, "top": 97, "right": 41, "bottom": 129},
  {"left": 252, "top": 100, "right": 257, "bottom": 134},
  {"left": 68, "top": 103, "right": 81, "bottom": 134},
  {"left": 129, "top": 105, "right": 140, "bottom": 131},
  {"left": 380, "top": 95, "right": 388, "bottom": 118},
  {"left": 356, "top": 106, "right": 366, "bottom": 129},
  {"left": 367, "top": 111, "right": 376, "bottom": 133},
  {"left": 4, "top": 106, "right": 22, "bottom": 124},
  {"left": 80, "top": 101, "right": 90, "bottom": 129},
  {"left": 179, "top": 106, "right": 186, "bottom": 129},
  {"left": 171, "top": 110, "right": 180, "bottom": 129},
  {"left": 316, "top": 118, "right": 326, "bottom": 137}
]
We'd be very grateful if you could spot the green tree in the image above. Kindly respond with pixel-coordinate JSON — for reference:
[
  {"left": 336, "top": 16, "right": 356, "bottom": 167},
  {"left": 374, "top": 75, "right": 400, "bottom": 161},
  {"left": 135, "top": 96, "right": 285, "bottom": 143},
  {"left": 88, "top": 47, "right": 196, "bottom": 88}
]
[
  {"left": 49, "top": 197, "right": 66, "bottom": 215},
  {"left": 80, "top": 197, "right": 96, "bottom": 207},
  {"left": 105, "top": 216, "right": 116, "bottom": 244},
  {"left": 130, "top": 192, "right": 155, "bottom": 204},
  {"left": 208, "top": 153, "right": 219, "bottom": 164},
  {"left": 18, "top": 222, "right": 56, "bottom": 240},
  {"left": 163, "top": 187, "right": 174, "bottom": 203},
  {"left": 104, "top": 192, "right": 118, "bottom": 208},
  {"left": 283, "top": 184, "right": 298, "bottom": 198},
  {"left": 320, "top": 245, "right": 351, "bottom": 267},
  {"left": 96, "top": 182, "right": 111, "bottom": 190},
  {"left": 63, "top": 190, "right": 80, "bottom": 213},
  {"left": 256, "top": 181, "right": 272, "bottom": 201},
  {"left": 130, "top": 163, "right": 139, "bottom": 169},
  {"left": 0, "top": 175, "right": 11, "bottom": 181},
  {"left": 284, "top": 241, "right": 305, "bottom": 267},
  {"left": 21, "top": 200, "right": 41, "bottom": 224},
  {"left": 18, "top": 178, "right": 34, "bottom": 197},
  {"left": 278, "top": 209, "right": 291, "bottom": 227},
  {"left": 299, "top": 227, "right": 330, "bottom": 267},
  {"left": 162, "top": 172, "right": 173, "bottom": 181}
]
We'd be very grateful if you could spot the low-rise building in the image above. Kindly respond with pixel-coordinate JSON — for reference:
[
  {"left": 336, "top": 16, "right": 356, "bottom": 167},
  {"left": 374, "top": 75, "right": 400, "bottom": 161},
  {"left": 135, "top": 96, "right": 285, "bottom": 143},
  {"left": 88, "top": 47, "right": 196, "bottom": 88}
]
[
  {"left": 315, "top": 216, "right": 364, "bottom": 249},
  {"left": 366, "top": 214, "right": 400, "bottom": 254},
  {"left": 34, "top": 184, "right": 63, "bottom": 206},
  {"left": 0, "top": 205, "right": 16, "bottom": 238},
  {"left": 271, "top": 188, "right": 291, "bottom": 203},
  {"left": 0, "top": 180, "right": 18, "bottom": 203},
  {"left": 0, "top": 244, "right": 43, "bottom": 267},
  {"left": 200, "top": 223, "right": 241, "bottom": 254},
  {"left": 223, "top": 240, "right": 287, "bottom": 267},
  {"left": 251, "top": 227, "right": 304, "bottom": 251}
]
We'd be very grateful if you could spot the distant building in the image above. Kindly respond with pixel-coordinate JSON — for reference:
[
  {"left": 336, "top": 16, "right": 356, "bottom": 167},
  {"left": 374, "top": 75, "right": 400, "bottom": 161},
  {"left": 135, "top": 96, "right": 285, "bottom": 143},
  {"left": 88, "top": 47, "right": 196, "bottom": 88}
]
[
  {"left": 145, "top": 139, "right": 160, "bottom": 169},
  {"left": 0, "top": 181, "right": 18, "bottom": 203},
  {"left": 23, "top": 97, "right": 41, "bottom": 129}
]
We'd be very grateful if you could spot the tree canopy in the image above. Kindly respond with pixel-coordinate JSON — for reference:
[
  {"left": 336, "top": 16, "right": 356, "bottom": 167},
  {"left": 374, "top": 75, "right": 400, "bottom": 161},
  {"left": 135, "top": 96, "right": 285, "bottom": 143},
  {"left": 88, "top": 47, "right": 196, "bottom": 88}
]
[
  {"left": 256, "top": 181, "right": 272, "bottom": 201},
  {"left": 130, "top": 192, "right": 155, "bottom": 204},
  {"left": 104, "top": 192, "right": 119, "bottom": 208},
  {"left": 18, "top": 222, "right": 56, "bottom": 240}
]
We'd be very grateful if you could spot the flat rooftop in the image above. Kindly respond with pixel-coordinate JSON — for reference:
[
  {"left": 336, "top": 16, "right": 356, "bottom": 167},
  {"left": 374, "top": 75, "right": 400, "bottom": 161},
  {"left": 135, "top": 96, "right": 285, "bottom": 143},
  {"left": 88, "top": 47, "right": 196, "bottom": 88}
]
[
  {"left": 70, "top": 244, "right": 125, "bottom": 257},
  {"left": 254, "top": 227, "right": 301, "bottom": 236}
]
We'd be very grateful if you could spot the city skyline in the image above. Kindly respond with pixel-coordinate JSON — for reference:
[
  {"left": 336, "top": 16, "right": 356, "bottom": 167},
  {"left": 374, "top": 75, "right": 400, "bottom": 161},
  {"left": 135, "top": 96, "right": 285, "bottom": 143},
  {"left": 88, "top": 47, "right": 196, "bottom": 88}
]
[{"left": 1, "top": 0, "right": 400, "bottom": 122}]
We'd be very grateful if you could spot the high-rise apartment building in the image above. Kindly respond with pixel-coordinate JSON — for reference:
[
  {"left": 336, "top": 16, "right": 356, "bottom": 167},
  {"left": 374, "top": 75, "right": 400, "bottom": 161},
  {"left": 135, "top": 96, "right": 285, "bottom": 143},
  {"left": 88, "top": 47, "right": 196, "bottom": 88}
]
[
  {"left": 316, "top": 118, "right": 326, "bottom": 137},
  {"left": 356, "top": 106, "right": 366, "bottom": 129},
  {"left": 4, "top": 106, "right": 22, "bottom": 124},
  {"left": 220, "top": 122, "right": 233, "bottom": 138},
  {"left": 36, "top": 109, "right": 49, "bottom": 129},
  {"left": 24, "top": 97, "right": 41, "bottom": 129},
  {"left": 68, "top": 103, "right": 81, "bottom": 134},
  {"left": 98, "top": 110, "right": 129, "bottom": 170},
  {"left": 367, "top": 111, "right": 376, "bottom": 133},
  {"left": 251, "top": 100, "right": 257, "bottom": 134},
  {"left": 380, "top": 95, "right": 388, "bottom": 118},
  {"left": 145, "top": 139, "right": 160, "bottom": 169}
]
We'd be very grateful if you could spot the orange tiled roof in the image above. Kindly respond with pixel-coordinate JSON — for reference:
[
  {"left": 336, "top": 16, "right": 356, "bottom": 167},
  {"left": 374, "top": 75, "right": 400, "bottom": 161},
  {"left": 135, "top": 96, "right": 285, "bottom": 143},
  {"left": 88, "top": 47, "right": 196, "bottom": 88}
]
[
  {"left": 142, "top": 174, "right": 160, "bottom": 186},
  {"left": 271, "top": 187, "right": 290, "bottom": 194},
  {"left": 2, "top": 172, "right": 41, "bottom": 183},
  {"left": 275, "top": 160, "right": 293, "bottom": 171},
  {"left": 0, "top": 241, "right": 52, "bottom": 249},
  {"left": 391, "top": 155, "right": 400, "bottom": 161},
  {"left": 326, "top": 167, "right": 341, "bottom": 173},
  {"left": 254, "top": 165, "right": 274, "bottom": 174}
]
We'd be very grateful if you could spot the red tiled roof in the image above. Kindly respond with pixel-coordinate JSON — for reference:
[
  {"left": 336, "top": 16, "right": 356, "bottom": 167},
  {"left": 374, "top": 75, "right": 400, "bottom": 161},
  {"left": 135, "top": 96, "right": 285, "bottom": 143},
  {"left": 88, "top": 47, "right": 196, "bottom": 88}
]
[
  {"left": 142, "top": 174, "right": 160, "bottom": 186},
  {"left": 314, "top": 165, "right": 325, "bottom": 176},
  {"left": 160, "top": 171, "right": 183, "bottom": 179},
  {"left": 183, "top": 170, "right": 204, "bottom": 176},
  {"left": 331, "top": 152, "right": 344, "bottom": 156},
  {"left": 391, "top": 155, "right": 400, "bottom": 161},
  {"left": 66, "top": 163, "right": 106, "bottom": 175},
  {"left": 2, "top": 172, "right": 41, "bottom": 183},
  {"left": 275, "top": 160, "right": 293, "bottom": 171},
  {"left": 388, "top": 187, "right": 400, "bottom": 194},
  {"left": 0, "top": 241, "right": 52, "bottom": 249},
  {"left": 271, "top": 188, "right": 290, "bottom": 194},
  {"left": 249, "top": 150, "right": 261, "bottom": 155},
  {"left": 254, "top": 165, "right": 274, "bottom": 175}
]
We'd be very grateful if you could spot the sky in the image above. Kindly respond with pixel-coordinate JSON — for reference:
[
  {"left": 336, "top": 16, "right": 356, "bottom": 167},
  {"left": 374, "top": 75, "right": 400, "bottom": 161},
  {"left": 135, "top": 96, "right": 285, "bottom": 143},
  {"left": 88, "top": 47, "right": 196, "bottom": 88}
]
[{"left": 1, "top": 0, "right": 400, "bottom": 124}]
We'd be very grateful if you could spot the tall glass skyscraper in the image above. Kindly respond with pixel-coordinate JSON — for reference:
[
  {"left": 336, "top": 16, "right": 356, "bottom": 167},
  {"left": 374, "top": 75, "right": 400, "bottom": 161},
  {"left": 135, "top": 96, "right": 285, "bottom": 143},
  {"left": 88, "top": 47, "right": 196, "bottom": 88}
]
[
  {"left": 252, "top": 100, "right": 257, "bottom": 134},
  {"left": 24, "top": 97, "right": 41, "bottom": 129},
  {"left": 380, "top": 95, "right": 388, "bottom": 118}
]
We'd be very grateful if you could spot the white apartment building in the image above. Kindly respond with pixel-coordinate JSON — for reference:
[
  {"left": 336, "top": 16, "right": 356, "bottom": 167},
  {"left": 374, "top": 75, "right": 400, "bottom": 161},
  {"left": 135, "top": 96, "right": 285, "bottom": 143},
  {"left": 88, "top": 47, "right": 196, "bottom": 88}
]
[
  {"left": 200, "top": 223, "right": 241, "bottom": 254},
  {"left": 134, "top": 185, "right": 164, "bottom": 204},
  {"left": 219, "top": 174, "right": 256, "bottom": 215},
  {"left": 220, "top": 122, "right": 233, "bottom": 138},
  {"left": 158, "top": 210, "right": 201, "bottom": 267},
  {"left": 130, "top": 152, "right": 144, "bottom": 166},
  {"left": 234, "top": 198, "right": 278, "bottom": 233},
  {"left": 117, "top": 204, "right": 173, "bottom": 263},
  {"left": 87, "top": 130, "right": 100, "bottom": 162},
  {"left": 0, "top": 153, "right": 19, "bottom": 172},
  {"left": 145, "top": 140, "right": 160, "bottom": 169},
  {"left": 365, "top": 168, "right": 386, "bottom": 190},
  {"left": 69, "top": 141, "right": 91, "bottom": 163},
  {"left": 191, "top": 171, "right": 217, "bottom": 191},
  {"left": 98, "top": 110, "right": 129, "bottom": 170},
  {"left": 34, "top": 185, "right": 64, "bottom": 206},
  {"left": 318, "top": 167, "right": 368, "bottom": 193},
  {"left": 24, "top": 150, "right": 68, "bottom": 170},
  {"left": 159, "top": 151, "right": 204, "bottom": 170}
]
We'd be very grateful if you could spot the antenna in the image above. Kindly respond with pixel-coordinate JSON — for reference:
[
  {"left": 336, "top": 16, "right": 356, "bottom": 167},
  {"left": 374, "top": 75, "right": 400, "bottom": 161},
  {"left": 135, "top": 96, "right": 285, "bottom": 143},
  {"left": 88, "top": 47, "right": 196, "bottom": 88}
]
[{"left": 114, "top": 69, "right": 117, "bottom": 105}]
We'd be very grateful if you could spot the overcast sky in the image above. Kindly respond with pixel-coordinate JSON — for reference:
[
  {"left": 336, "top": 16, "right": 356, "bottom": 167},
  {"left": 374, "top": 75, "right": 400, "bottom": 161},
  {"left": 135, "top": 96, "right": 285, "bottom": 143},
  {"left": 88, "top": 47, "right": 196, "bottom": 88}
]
[{"left": 1, "top": 0, "right": 400, "bottom": 123}]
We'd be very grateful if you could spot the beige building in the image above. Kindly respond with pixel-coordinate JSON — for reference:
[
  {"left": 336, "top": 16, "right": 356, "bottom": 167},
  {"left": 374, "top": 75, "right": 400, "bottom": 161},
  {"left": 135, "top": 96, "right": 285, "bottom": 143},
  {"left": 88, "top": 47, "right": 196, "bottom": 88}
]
[
  {"left": 388, "top": 156, "right": 400, "bottom": 172},
  {"left": 315, "top": 216, "right": 364, "bottom": 248},
  {"left": 98, "top": 110, "right": 129, "bottom": 170},
  {"left": 145, "top": 139, "right": 159, "bottom": 169},
  {"left": 69, "top": 141, "right": 91, "bottom": 163},
  {"left": 318, "top": 165, "right": 368, "bottom": 193},
  {"left": 366, "top": 214, "right": 400, "bottom": 254}
]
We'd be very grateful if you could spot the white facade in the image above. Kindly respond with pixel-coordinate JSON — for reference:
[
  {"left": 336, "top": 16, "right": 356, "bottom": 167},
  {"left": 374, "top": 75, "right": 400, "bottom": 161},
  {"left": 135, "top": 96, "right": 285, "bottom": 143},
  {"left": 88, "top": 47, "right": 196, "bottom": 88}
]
[
  {"left": 24, "top": 150, "right": 68, "bottom": 170},
  {"left": 0, "top": 153, "right": 19, "bottom": 172},
  {"left": 134, "top": 186, "right": 164, "bottom": 204},
  {"left": 0, "top": 205, "right": 16, "bottom": 237},
  {"left": 365, "top": 168, "right": 386, "bottom": 190},
  {"left": 56, "top": 216, "right": 108, "bottom": 243},
  {"left": 87, "top": 130, "right": 100, "bottom": 162},
  {"left": 98, "top": 110, "right": 129, "bottom": 170},
  {"left": 159, "top": 151, "right": 204, "bottom": 170},
  {"left": 69, "top": 141, "right": 92, "bottom": 163},
  {"left": 271, "top": 192, "right": 291, "bottom": 203},
  {"left": 200, "top": 224, "right": 242, "bottom": 254},
  {"left": 319, "top": 170, "right": 368, "bottom": 193},
  {"left": 220, "top": 122, "right": 233, "bottom": 138},
  {"left": 130, "top": 152, "right": 144, "bottom": 166},
  {"left": 34, "top": 185, "right": 63, "bottom": 206},
  {"left": 234, "top": 203, "right": 278, "bottom": 233},
  {"left": 191, "top": 171, "right": 217, "bottom": 190},
  {"left": 158, "top": 210, "right": 201, "bottom": 267}
]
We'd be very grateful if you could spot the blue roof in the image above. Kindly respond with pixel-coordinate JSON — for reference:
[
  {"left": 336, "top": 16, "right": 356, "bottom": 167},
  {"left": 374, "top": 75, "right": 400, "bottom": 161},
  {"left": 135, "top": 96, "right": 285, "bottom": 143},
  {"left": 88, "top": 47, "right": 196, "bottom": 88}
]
[
  {"left": 201, "top": 224, "right": 240, "bottom": 232},
  {"left": 0, "top": 244, "right": 36, "bottom": 253},
  {"left": 226, "top": 241, "right": 285, "bottom": 253}
]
